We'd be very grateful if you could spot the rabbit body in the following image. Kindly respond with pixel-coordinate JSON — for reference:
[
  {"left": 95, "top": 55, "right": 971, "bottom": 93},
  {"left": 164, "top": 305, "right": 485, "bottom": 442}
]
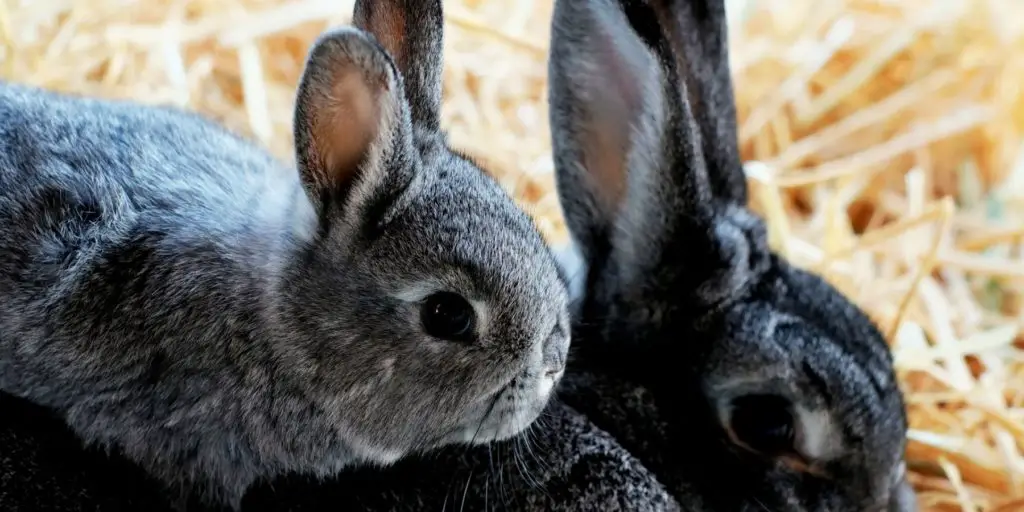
[
  {"left": 0, "top": 83, "right": 330, "bottom": 507},
  {"left": 0, "top": 0, "right": 572, "bottom": 508}
]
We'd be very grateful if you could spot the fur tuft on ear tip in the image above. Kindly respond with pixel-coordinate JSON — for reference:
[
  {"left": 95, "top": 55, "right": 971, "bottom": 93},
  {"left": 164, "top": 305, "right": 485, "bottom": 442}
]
[{"left": 292, "top": 27, "right": 406, "bottom": 211}]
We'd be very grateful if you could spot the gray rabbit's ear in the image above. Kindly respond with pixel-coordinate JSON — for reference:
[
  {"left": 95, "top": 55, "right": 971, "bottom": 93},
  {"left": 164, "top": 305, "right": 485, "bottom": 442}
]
[
  {"left": 353, "top": 0, "right": 444, "bottom": 131},
  {"left": 292, "top": 27, "right": 413, "bottom": 218},
  {"left": 653, "top": 0, "right": 748, "bottom": 204},
  {"left": 547, "top": 0, "right": 715, "bottom": 270}
]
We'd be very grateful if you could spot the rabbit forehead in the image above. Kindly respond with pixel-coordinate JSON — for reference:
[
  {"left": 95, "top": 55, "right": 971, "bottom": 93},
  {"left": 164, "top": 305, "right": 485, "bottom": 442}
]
[
  {"left": 699, "top": 309, "right": 798, "bottom": 383},
  {"left": 704, "top": 309, "right": 871, "bottom": 404}
]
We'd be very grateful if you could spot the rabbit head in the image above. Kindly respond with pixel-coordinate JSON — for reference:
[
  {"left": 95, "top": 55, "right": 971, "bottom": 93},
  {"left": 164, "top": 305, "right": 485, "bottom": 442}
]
[
  {"left": 547, "top": 0, "right": 913, "bottom": 510},
  {"left": 281, "top": 0, "right": 570, "bottom": 464}
]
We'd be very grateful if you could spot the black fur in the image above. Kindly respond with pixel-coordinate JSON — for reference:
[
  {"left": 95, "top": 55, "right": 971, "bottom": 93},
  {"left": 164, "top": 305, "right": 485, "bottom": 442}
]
[{"left": 548, "top": 0, "right": 914, "bottom": 510}]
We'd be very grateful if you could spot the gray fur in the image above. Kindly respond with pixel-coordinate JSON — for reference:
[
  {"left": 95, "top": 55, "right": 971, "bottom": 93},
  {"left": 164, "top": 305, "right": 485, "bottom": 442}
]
[
  {"left": 548, "top": 0, "right": 915, "bottom": 510},
  {"left": 0, "top": 0, "right": 570, "bottom": 509}
]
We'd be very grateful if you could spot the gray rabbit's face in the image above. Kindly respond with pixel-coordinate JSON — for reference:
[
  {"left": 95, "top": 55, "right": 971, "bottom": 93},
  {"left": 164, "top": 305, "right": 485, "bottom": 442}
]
[
  {"left": 547, "top": 0, "right": 914, "bottom": 510},
  {"left": 303, "top": 149, "right": 571, "bottom": 457},
  {"left": 279, "top": 0, "right": 570, "bottom": 465}
]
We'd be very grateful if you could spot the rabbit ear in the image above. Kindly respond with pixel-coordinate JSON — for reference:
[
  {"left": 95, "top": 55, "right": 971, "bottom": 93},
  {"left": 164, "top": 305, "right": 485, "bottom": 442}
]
[
  {"left": 547, "top": 0, "right": 716, "bottom": 269},
  {"left": 292, "top": 27, "right": 413, "bottom": 220},
  {"left": 353, "top": 0, "right": 444, "bottom": 131},
  {"left": 651, "top": 0, "right": 748, "bottom": 205}
]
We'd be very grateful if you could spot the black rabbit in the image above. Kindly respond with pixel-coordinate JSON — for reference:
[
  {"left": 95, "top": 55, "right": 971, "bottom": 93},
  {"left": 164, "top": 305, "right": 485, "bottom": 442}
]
[{"left": 547, "top": 0, "right": 916, "bottom": 510}]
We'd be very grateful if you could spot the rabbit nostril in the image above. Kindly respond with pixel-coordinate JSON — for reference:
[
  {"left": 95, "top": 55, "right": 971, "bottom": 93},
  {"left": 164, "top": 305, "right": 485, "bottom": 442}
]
[{"left": 544, "top": 366, "right": 565, "bottom": 379}]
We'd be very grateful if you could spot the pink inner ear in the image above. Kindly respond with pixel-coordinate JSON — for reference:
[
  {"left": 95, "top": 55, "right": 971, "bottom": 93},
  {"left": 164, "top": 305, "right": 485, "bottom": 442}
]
[
  {"left": 583, "top": 39, "right": 632, "bottom": 212},
  {"left": 308, "top": 58, "right": 390, "bottom": 191},
  {"left": 579, "top": 16, "right": 656, "bottom": 216}
]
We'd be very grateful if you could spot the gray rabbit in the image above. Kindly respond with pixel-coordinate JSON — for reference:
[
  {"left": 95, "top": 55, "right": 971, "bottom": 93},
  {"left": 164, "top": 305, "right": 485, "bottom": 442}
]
[
  {"left": 0, "top": 0, "right": 571, "bottom": 509},
  {"left": 547, "top": 0, "right": 918, "bottom": 510}
]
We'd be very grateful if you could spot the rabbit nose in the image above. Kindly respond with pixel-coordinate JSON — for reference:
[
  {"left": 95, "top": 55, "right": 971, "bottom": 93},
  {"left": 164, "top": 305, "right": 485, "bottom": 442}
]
[
  {"left": 542, "top": 319, "right": 570, "bottom": 370},
  {"left": 544, "top": 364, "right": 565, "bottom": 378},
  {"left": 542, "top": 349, "right": 566, "bottom": 378}
]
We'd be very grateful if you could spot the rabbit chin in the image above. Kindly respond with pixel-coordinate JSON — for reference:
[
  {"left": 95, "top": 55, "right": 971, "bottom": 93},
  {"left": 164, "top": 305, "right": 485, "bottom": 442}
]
[{"left": 447, "top": 370, "right": 563, "bottom": 446}]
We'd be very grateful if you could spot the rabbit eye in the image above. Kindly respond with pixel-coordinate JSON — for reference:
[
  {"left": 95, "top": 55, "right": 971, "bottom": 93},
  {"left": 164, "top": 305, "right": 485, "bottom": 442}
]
[
  {"left": 421, "top": 292, "right": 476, "bottom": 342},
  {"left": 729, "top": 394, "right": 795, "bottom": 455}
]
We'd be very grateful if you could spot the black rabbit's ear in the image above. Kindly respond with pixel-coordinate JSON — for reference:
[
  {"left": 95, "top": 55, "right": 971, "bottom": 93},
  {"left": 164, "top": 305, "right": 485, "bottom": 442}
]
[
  {"left": 353, "top": 0, "right": 444, "bottom": 131},
  {"left": 547, "top": 0, "right": 716, "bottom": 270},
  {"left": 292, "top": 27, "right": 414, "bottom": 220},
  {"left": 651, "top": 0, "right": 748, "bottom": 205}
]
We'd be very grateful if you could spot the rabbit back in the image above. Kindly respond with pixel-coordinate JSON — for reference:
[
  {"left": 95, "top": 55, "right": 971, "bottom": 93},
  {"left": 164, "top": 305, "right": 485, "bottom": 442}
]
[
  {"left": 0, "top": 82, "right": 322, "bottom": 505},
  {"left": 0, "top": 82, "right": 307, "bottom": 397}
]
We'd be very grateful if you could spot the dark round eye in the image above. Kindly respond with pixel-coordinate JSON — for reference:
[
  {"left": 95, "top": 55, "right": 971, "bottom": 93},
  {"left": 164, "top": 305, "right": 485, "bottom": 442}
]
[
  {"left": 729, "top": 394, "right": 795, "bottom": 455},
  {"left": 421, "top": 292, "right": 475, "bottom": 341}
]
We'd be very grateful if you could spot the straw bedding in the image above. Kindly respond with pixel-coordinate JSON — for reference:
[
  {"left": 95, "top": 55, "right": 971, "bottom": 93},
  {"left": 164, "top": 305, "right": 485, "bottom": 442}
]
[{"left": 2, "top": 0, "right": 1023, "bottom": 510}]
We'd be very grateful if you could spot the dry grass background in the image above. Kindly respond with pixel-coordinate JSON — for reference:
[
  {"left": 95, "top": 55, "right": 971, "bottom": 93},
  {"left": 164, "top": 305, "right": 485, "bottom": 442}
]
[{"left": 1, "top": 0, "right": 1024, "bottom": 510}]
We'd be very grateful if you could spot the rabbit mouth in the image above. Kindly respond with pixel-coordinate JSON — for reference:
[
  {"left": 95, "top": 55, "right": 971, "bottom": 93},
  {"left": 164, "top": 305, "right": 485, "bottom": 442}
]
[{"left": 443, "top": 372, "right": 559, "bottom": 446}]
